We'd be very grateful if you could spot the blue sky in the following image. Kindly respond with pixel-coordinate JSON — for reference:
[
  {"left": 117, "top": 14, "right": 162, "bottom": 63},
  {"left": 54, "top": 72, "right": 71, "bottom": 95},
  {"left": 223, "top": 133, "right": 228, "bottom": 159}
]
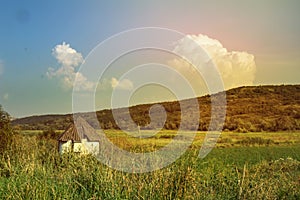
[{"left": 0, "top": 0, "right": 299, "bottom": 117}]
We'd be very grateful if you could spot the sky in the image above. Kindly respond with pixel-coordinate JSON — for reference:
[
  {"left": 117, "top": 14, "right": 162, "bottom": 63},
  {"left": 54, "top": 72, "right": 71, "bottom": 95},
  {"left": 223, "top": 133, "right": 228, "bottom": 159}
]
[{"left": 0, "top": 0, "right": 299, "bottom": 118}]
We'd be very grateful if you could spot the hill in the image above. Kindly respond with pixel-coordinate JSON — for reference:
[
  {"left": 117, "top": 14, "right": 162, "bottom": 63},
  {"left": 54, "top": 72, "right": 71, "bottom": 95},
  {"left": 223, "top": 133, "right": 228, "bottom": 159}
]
[{"left": 12, "top": 85, "right": 300, "bottom": 132}]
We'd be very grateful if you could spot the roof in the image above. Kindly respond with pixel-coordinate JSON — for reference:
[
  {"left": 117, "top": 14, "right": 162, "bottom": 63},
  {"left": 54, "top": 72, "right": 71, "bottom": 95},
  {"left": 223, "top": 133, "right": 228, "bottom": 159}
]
[{"left": 58, "top": 116, "right": 101, "bottom": 142}]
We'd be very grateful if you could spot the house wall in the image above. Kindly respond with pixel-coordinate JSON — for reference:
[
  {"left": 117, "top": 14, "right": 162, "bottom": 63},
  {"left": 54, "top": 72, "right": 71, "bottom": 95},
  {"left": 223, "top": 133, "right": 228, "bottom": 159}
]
[
  {"left": 73, "top": 142, "right": 84, "bottom": 153},
  {"left": 59, "top": 140, "right": 99, "bottom": 154},
  {"left": 59, "top": 140, "right": 72, "bottom": 154}
]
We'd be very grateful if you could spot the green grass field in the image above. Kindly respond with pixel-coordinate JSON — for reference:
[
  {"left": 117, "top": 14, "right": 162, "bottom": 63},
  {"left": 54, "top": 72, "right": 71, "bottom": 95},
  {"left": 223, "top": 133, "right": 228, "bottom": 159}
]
[{"left": 0, "top": 130, "right": 299, "bottom": 199}]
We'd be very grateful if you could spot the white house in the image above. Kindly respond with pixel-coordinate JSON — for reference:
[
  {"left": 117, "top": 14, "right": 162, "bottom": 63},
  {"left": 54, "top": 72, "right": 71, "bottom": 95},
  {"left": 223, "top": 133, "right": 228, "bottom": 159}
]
[{"left": 57, "top": 117, "right": 101, "bottom": 155}]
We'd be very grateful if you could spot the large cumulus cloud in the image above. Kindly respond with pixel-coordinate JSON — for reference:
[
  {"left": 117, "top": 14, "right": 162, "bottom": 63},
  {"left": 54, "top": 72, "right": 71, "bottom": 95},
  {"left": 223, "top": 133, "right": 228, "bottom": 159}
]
[{"left": 171, "top": 34, "right": 256, "bottom": 90}]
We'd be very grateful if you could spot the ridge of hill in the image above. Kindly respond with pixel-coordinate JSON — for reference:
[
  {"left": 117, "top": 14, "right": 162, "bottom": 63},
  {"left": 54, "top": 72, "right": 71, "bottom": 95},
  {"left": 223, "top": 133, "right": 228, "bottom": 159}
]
[{"left": 12, "top": 85, "right": 300, "bottom": 132}]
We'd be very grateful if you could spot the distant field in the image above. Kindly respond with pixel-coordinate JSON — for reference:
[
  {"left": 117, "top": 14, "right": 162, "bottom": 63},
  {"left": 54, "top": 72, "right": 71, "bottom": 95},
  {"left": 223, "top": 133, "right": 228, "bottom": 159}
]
[
  {"left": 21, "top": 129, "right": 300, "bottom": 150},
  {"left": 102, "top": 130, "right": 300, "bottom": 151}
]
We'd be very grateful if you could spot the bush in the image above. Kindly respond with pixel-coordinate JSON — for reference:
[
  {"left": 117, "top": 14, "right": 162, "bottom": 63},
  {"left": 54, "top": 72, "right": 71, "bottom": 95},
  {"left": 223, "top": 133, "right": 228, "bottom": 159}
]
[
  {"left": 38, "top": 127, "right": 58, "bottom": 140},
  {"left": 0, "top": 105, "right": 13, "bottom": 154},
  {"left": 236, "top": 137, "right": 274, "bottom": 146}
]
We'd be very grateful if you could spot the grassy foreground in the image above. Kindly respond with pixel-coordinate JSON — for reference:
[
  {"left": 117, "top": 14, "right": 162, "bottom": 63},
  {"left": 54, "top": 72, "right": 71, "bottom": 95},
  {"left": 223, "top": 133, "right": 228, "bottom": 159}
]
[{"left": 0, "top": 131, "right": 299, "bottom": 199}]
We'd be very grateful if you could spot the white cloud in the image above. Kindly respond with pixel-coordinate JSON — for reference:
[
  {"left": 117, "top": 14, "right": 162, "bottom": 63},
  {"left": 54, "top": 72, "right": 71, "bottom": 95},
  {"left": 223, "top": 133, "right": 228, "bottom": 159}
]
[
  {"left": 52, "top": 42, "right": 83, "bottom": 67},
  {"left": 111, "top": 77, "right": 133, "bottom": 91},
  {"left": 171, "top": 34, "right": 256, "bottom": 90},
  {"left": 47, "top": 42, "right": 95, "bottom": 91},
  {"left": 74, "top": 72, "right": 96, "bottom": 92},
  {"left": 3, "top": 93, "right": 8, "bottom": 100}
]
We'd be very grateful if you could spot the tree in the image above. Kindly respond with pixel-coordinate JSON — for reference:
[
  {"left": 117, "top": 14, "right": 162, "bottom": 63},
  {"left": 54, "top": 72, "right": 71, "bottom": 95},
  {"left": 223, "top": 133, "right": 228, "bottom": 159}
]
[{"left": 0, "top": 105, "right": 13, "bottom": 153}]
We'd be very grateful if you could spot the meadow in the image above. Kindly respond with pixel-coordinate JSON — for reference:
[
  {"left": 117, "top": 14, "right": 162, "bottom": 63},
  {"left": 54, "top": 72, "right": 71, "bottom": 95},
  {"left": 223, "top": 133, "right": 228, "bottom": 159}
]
[{"left": 0, "top": 130, "right": 299, "bottom": 199}]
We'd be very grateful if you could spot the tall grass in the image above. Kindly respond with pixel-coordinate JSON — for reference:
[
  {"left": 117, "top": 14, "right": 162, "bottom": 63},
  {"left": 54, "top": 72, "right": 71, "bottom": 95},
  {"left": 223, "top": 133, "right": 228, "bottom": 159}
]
[{"left": 0, "top": 133, "right": 299, "bottom": 199}]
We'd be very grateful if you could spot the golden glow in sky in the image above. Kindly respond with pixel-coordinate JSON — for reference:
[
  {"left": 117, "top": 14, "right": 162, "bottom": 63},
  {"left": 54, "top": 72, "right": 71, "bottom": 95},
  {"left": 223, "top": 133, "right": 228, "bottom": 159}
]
[{"left": 0, "top": 0, "right": 299, "bottom": 117}]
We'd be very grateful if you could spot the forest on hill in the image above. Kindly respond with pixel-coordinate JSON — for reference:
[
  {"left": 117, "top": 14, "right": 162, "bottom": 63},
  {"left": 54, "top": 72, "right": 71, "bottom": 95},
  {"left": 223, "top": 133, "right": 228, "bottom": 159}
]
[{"left": 12, "top": 85, "right": 300, "bottom": 132}]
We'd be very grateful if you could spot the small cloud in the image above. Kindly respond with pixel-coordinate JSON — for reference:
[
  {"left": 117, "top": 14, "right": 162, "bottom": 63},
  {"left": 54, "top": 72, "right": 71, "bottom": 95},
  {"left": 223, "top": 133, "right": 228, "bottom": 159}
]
[
  {"left": 47, "top": 42, "right": 95, "bottom": 91},
  {"left": 111, "top": 77, "right": 119, "bottom": 88},
  {"left": 111, "top": 77, "right": 133, "bottom": 91},
  {"left": 73, "top": 72, "right": 96, "bottom": 92},
  {"left": 96, "top": 78, "right": 112, "bottom": 91},
  {"left": 3, "top": 93, "right": 9, "bottom": 100}
]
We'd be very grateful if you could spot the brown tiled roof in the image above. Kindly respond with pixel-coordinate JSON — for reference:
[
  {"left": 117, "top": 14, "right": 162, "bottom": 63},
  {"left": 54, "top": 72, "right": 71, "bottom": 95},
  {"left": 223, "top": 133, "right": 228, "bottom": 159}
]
[{"left": 58, "top": 116, "right": 101, "bottom": 142}]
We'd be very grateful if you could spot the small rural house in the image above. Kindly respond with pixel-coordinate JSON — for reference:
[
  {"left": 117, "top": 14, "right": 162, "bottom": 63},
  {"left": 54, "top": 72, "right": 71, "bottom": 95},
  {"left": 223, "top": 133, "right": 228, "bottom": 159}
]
[{"left": 57, "top": 117, "right": 101, "bottom": 155}]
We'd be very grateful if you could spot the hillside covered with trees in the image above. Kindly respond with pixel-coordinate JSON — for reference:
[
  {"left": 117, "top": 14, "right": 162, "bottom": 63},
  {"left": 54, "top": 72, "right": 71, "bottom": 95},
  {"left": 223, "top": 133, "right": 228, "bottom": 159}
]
[{"left": 12, "top": 85, "right": 300, "bottom": 132}]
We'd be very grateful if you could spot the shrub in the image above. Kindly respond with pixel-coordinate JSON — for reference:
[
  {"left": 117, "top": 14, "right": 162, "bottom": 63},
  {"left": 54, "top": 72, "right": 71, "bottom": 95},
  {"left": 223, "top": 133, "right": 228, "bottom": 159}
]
[
  {"left": 236, "top": 137, "right": 274, "bottom": 146},
  {"left": 38, "top": 127, "right": 58, "bottom": 140},
  {"left": 0, "top": 105, "right": 14, "bottom": 154}
]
